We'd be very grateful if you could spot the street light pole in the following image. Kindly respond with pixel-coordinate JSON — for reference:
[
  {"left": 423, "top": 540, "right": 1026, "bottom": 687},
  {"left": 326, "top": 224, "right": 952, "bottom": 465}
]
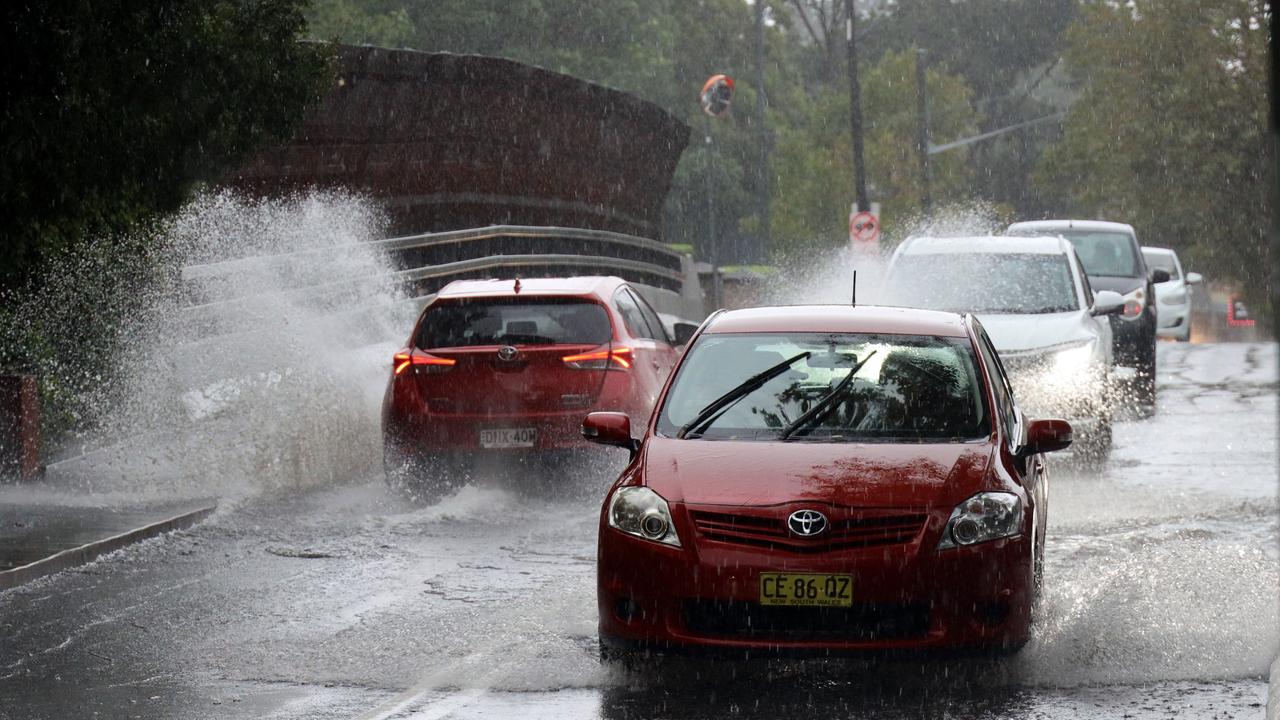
[
  {"left": 754, "top": 0, "right": 771, "bottom": 250},
  {"left": 845, "top": 0, "right": 869, "bottom": 213}
]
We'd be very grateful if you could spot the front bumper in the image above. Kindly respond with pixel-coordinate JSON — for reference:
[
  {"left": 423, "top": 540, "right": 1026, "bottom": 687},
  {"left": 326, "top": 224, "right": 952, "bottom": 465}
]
[
  {"left": 1156, "top": 302, "right": 1190, "bottom": 337},
  {"left": 597, "top": 512, "right": 1033, "bottom": 653}
]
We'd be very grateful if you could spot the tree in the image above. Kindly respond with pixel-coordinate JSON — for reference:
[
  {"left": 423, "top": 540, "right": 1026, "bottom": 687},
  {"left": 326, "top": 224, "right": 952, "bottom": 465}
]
[
  {"left": 1, "top": 0, "right": 331, "bottom": 292},
  {"left": 769, "top": 49, "right": 980, "bottom": 252},
  {"left": 1036, "top": 0, "right": 1270, "bottom": 308}
]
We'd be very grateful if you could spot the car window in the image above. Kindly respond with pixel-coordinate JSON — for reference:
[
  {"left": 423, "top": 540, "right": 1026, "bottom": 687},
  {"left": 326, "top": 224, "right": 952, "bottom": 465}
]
[
  {"left": 1073, "top": 250, "right": 1096, "bottom": 303},
  {"left": 974, "top": 325, "right": 1017, "bottom": 445},
  {"left": 885, "top": 253, "right": 1079, "bottom": 314},
  {"left": 1142, "top": 250, "right": 1181, "bottom": 280},
  {"left": 1047, "top": 231, "right": 1141, "bottom": 277},
  {"left": 627, "top": 287, "right": 670, "bottom": 343},
  {"left": 416, "top": 297, "right": 612, "bottom": 348},
  {"left": 657, "top": 332, "right": 989, "bottom": 442},
  {"left": 614, "top": 287, "right": 656, "bottom": 339}
]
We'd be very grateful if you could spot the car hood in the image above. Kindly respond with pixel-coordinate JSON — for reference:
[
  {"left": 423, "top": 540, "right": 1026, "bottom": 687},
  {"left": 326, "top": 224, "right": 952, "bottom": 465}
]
[
  {"left": 640, "top": 437, "right": 993, "bottom": 509},
  {"left": 1087, "top": 275, "right": 1144, "bottom": 295},
  {"left": 978, "top": 311, "right": 1095, "bottom": 353}
]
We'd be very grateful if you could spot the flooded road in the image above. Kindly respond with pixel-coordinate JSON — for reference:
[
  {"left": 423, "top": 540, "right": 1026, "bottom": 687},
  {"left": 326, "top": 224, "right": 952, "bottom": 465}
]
[{"left": 1, "top": 342, "right": 1275, "bottom": 719}]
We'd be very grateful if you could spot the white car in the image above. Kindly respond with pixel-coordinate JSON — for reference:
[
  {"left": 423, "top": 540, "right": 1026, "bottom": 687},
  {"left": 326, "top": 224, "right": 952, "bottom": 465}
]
[
  {"left": 1141, "top": 246, "right": 1202, "bottom": 342},
  {"left": 882, "top": 235, "right": 1125, "bottom": 464}
]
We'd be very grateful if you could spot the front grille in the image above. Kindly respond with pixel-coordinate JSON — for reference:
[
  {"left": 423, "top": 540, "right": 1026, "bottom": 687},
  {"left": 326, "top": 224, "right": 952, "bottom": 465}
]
[
  {"left": 683, "top": 600, "right": 930, "bottom": 641},
  {"left": 690, "top": 508, "right": 926, "bottom": 553}
]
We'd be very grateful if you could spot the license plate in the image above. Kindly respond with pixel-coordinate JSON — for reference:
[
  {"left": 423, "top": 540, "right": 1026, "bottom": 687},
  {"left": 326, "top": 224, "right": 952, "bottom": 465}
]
[
  {"left": 759, "top": 573, "right": 853, "bottom": 607},
  {"left": 479, "top": 428, "right": 537, "bottom": 449}
]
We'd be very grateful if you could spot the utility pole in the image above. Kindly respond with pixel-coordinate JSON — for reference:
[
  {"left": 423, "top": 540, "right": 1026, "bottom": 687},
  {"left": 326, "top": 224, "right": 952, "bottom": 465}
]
[
  {"left": 753, "top": 0, "right": 771, "bottom": 251},
  {"left": 844, "top": 0, "right": 869, "bottom": 213},
  {"left": 703, "top": 116, "right": 720, "bottom": 309},
  {"left": 915, "top": 48, "right": 932, "bottom": 214}
]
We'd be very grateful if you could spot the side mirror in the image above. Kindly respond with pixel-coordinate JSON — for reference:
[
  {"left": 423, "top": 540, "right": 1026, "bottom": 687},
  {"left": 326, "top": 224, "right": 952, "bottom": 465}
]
[
  {"left": 1150, "top": 268, "right": 1171, "bottom": 284},
  {"left": 582, "top": 412, "right": 640, "bottom": 456},
  {"left": 671, "top": 322, "right": 699, "bottom": 347},
  {"left": 1186, "top": 272, "right": 1203, "bottom": 285},
  {"left": 1091, "top": 290, "right": 1125, "bottom": 316},
  {"left": 1023, "top": 418, "right": 1073, "bottom": 455}
]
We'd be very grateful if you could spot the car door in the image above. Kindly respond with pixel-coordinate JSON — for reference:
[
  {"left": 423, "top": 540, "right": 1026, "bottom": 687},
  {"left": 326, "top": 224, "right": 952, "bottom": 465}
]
[
  {"left": 627, "top": 287, "right": 678, "bottom": 377},
  {"left": 974, "top": 322, "right": 1047, "bottom": 547},
  {"left": 612, "top": 287, "right": 668, "bottom": 417},
  {"left": 1073, "top": 250, "right": 1114, "bottom": 366}
]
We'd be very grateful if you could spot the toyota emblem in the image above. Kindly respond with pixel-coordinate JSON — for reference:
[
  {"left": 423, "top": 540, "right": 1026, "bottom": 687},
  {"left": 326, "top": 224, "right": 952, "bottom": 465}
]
[
  {"left": 497, "top": 346, "right": 520, "bottom": 362},
  {"left": 787, "top": 509, "right": 828, "bottom": 537}
]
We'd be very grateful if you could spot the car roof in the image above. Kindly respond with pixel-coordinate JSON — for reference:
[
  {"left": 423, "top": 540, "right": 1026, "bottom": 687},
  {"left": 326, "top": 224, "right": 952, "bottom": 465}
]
[
  {"left": 1142, "top": 246, "right": 1175, "bottom": 257},
  {"left": 897, "top": 235, "right": 1070, "bottom": 256},
  {"left": 705, "top": 305, "right": 970, "bottom": 338},
  {"left": 1008, "top": 219, "right": 1136, "bottom": 236},
  {"left": 436, "top": 276, "right": 625, "bottom": 299}
]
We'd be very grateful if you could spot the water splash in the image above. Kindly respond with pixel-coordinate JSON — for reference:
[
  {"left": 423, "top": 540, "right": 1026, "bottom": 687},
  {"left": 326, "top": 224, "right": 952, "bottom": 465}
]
[{"left": 34, "top": 190, "right": 414, "bottom": 501}]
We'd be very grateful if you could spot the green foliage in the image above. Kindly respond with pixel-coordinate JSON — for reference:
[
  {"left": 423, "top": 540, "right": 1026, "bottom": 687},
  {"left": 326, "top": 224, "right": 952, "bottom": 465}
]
[
  {"left": 769, "top": 49, "right": 979, "bottom": 252},
  {"left": 1036, "top": 0, "right": 1269, "bottom": 308},
  {"left": 1, "top": 0, "right": 332, "bottom": 293}
]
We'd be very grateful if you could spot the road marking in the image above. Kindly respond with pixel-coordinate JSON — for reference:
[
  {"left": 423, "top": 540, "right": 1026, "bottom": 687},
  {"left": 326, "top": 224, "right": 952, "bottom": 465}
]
[{"left": 356, "top": 683, "right": 485, "bottom": 720}]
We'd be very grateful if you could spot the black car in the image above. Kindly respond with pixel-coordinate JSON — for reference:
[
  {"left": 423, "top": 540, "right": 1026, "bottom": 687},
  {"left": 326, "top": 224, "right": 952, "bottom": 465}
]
[{"left": 1007, "top": 220, "right": 1170, "bottom": 406}]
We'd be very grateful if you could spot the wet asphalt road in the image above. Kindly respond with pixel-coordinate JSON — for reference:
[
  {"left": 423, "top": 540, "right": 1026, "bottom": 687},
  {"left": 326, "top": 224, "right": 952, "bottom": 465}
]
[{"left": 1, "top": 342, "right": 1276, "bottom": 719}]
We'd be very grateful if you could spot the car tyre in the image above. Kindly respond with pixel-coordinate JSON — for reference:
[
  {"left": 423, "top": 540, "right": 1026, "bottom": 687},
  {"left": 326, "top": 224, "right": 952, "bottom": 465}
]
[
  {"left": 598, "top": 638, "right": 650, "bottom": 671},
  {"left": 1072, "top": 414, "right": 1112, "bottom": 471},
  {"left": 1132, "top": 339, "right": 1158, "bottom": 410},
  {"left": 383, "top": 445, "right": 463, "bottom": 504}
]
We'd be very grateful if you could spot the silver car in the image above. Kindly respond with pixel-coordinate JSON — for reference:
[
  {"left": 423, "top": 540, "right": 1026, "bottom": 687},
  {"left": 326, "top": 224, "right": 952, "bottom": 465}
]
[
  {"left": 1141, "top": 246, "right": 1202, "bottom": 342},
  {"left": 882, "top": 235, "right": 1125, "bottom": 465}
]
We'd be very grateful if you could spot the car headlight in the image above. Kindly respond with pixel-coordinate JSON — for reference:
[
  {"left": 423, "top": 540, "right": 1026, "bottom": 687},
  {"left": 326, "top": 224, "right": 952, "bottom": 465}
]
[
  {"left": 608, "top": 486, "right": 682, "bottom": 547},
  {"left": 1120, "top": 288, "right": 1145, "bottom": 319},
  {"left": 1051, "top": 340, "right": 1095, "bottom": 374},
  {"left": 937, "top": 492, "right": 1023, "bottom": 549}
]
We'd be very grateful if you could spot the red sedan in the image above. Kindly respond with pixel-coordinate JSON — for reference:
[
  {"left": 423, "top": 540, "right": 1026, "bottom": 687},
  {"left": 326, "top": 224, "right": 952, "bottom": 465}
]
[
  {"left": 382, "top": 277, "right": 679, "bottom": 500},
  {"left": 584, "top": 305, "right": 1072, "bottom": 656}
]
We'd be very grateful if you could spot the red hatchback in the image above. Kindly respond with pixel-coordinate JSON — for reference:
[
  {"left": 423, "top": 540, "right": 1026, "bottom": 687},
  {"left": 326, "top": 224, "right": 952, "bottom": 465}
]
[
  {"left": 585, "top": 305, "right": 1072, "bottom": 656},
  {"left": 383, "top": 277, "right": 678, "bottom": 499}
]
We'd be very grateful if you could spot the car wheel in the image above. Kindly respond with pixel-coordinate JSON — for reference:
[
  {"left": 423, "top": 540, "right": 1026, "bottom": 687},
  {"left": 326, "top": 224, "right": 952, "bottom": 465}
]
[
  {"left": 1132, "top": 338, "right": 1158, "bottom": 409},
  {"left": 598, "top": 638, "right": 649, "bottom": 670},
  {"left": 383, "top": 445, "right": 463, "bottom": 504},
  {"left": 1073, "top": 415, "right": 1112, "bottom": 471}
]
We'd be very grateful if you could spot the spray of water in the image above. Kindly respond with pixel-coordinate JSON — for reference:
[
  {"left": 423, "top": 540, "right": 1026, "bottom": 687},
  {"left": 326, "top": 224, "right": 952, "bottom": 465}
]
[{"left": 26, "top": 190, "right": 414, "bottom": 501}]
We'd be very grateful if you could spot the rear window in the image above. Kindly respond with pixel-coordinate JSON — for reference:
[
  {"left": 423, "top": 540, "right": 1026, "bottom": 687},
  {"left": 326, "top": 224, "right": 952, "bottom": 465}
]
[
  {"left": 1013, "top": 230, "right": 1140, "bottom": 278},
  {"left": 416, "top": 297, "right": 612, "bottom": 348},
  {"left": 1142, "top": 249, "right": 1180, "bottom": 280}
]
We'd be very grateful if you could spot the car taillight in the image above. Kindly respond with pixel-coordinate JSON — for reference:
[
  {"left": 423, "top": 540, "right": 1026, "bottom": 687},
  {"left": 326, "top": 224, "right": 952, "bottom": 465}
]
[
  {"left": 393, "top": 350, "right": 456, "bottom": 375},
  {"left": 562, "top": 345, "right": 632, "bottom": 370}
]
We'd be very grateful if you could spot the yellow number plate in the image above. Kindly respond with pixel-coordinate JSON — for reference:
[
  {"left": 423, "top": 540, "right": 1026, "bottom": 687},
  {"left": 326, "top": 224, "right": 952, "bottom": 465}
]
[{"left": 759, "top": 573, "right": 853, "bottom": 607}]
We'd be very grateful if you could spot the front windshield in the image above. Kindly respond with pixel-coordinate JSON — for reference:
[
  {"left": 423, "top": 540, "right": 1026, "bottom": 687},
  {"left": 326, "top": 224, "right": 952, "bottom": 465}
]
[
  {"left": 885, "top": 253, "right": 1079, "bottom": 314},
  {"left": 657, "top": 333, "right": 989, "bottom": 442},
  {"left": 1037, "top": 231, "right": 1140, "bottom": 277}
]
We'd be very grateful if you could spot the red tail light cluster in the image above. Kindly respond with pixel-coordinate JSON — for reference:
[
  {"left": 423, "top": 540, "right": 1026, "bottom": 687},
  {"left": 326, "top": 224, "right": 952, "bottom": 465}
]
[
  {"left": 393, "top": 350, "right": 457, "bottom": 375},
  {"left": 562, "top": 345, "right": 633, "bottom": 370}
]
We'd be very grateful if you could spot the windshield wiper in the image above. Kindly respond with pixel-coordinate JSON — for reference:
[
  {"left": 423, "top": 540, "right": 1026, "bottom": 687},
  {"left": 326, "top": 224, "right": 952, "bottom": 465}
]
[
  {"left": 778, "top": 351, "right": 877, "bottom": 442},
  {"left": 677, "top": 351, "right": 811, "bottom": 439}
]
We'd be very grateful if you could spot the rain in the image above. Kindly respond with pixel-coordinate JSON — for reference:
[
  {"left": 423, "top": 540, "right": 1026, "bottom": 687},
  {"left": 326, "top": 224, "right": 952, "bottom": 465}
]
[{"left": 0, "top": 2, "right": 1276, "bottom": 719}]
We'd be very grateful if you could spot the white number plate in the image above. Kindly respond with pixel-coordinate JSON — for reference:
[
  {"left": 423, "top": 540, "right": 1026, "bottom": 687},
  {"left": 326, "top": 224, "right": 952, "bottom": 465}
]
[{"left": 479, "top": 428, "right": 537, "bottom": 449}]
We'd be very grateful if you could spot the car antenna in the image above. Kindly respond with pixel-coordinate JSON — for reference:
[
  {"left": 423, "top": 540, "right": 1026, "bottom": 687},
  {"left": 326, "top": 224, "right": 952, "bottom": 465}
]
[
  {"left": 513, "top": 276, "right": 522, "bottom": 294},
  {"left": 851, "top": 270, "right": 857, "bottom": 306}
]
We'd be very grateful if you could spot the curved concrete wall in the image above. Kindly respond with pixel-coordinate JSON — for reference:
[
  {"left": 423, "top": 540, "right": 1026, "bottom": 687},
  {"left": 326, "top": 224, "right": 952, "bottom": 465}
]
[{"left": 230, "top": 45, "right": 690, "bottom": 240}]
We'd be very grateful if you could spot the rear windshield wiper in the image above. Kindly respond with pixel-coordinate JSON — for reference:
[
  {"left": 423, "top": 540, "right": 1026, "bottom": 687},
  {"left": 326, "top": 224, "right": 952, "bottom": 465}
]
[
  {"left": 677, "top": 351, "right": 811, "bottom": 439},
  {"left": 779, "top": 351, "right": 877, "bottom": 441}
]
